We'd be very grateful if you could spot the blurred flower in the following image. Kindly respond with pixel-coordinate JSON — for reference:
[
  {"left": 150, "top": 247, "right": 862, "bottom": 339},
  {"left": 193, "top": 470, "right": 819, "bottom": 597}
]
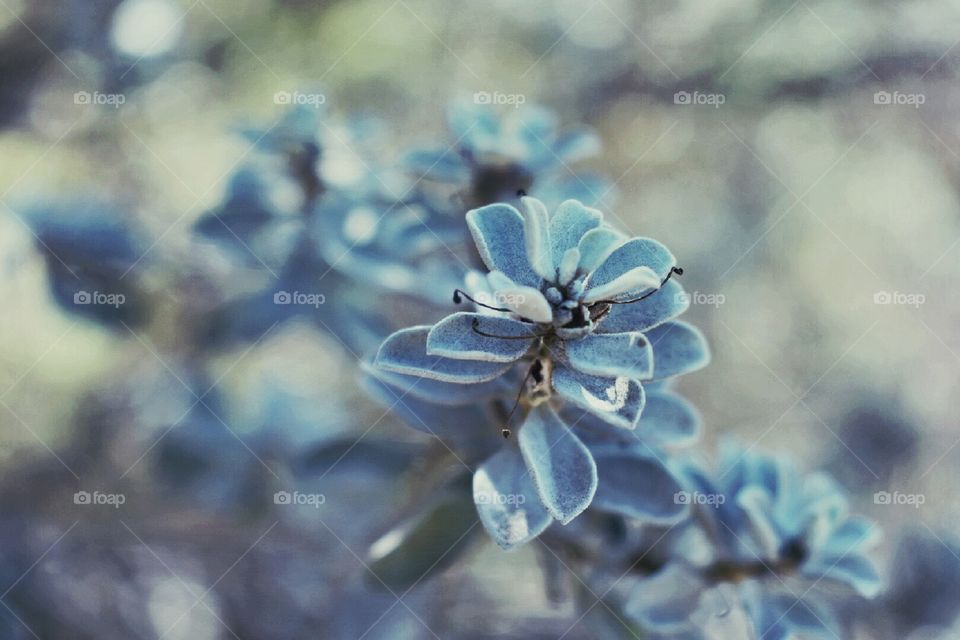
[
  {"left": 624, "top": 443, "right": 882, "bottom": 639},
  {"left": 406, "top": 100, "right": 611, "bottom": 209},
  {"left": 885, "top": 529, "right": 960, "bottom": 635},
  {"left": 826, "top": 404, "right": 920, "bottom": 492},
  {"left": 20, "top": 197, "right": 149, "bottom": 328}
]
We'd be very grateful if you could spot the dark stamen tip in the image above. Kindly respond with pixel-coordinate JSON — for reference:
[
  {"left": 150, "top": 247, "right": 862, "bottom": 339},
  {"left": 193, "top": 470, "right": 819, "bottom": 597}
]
[
  {"left": 501, "top": 428, "right": 512, "bottom": 439},
  {"left": 453, "top": 290, "right": 463, "bottom": 304},
  {"left": 516, "top": 189, "right": 527, "bottom": 197},
  {"left": 673, "top": 266, "right": 684, "bottom": 276}
]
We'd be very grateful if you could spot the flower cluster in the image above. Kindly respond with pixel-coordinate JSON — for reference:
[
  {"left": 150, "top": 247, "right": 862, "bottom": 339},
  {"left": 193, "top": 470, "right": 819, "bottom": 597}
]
[{"left": 13, "top": 95, "right": 887, "bottom": 640}]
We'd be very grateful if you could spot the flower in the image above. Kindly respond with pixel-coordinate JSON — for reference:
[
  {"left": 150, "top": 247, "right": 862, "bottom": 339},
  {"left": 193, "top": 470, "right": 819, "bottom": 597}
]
[
  {"left": 20, "top": 197, "right": 148, "bottom": 328},
  {"left": 884, "top": 529, "right": 960, "bottom": 634},
  {"left": 193, "top": 103, "right": 422, "bottom": 352},
  {"left": 405, "top": 100, "right": 611, "bottom": 209},
  {"left": 371, "top": 196, "right": 709, "bottom": 547},
  {"left": 624, "top": 442, "right": 882, "bottom": 639}
]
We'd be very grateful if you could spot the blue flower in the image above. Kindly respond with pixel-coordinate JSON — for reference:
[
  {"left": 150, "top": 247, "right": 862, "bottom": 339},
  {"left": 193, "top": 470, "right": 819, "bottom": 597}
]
[
  {"left": 406, "top": 100, "right": 610, "bottom": 209},
  {"left": 885, "top": 529, "right": 960, "bottom": 634},
  {"left": 20, "top": 197, "right": 149, "bottom": 328},
  {"left": 194, "top": 105, "right": 419, "bottom": 351},
  {"left": 625, "top": 442, "right": 882, "bottom": 639},
  {"left": 311, "top": 189, "right": 466, "bottom": 306},
  {"left": 371, "top": 197, "right": 708, "bottom": 547}
]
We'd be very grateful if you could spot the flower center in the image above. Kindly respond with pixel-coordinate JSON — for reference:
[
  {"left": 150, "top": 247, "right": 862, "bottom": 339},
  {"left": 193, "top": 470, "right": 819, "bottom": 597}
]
[{"left": 544, "top": 277, "right": 592, "bottom": 330}]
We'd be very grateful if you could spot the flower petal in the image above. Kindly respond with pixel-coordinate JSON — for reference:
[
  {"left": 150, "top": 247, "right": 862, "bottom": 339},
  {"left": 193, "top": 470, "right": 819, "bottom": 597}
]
[
  {"left": 513, "top": 105, "right": 559, "bottom": 151},
  {"left": 554, "top": 128, "right": 602, "bottom": 164},
  {"left": 587, "top": 237, "right": 676, "bottom": 297},
  {"left": 595, "top": 279, "right": 690, "bottom": 334},
  {"left": 625, "top": 565, "right": 704, "bottom": 633},
  {"left": 551, "top": 365, "right": 645, "bottom": 429},
  {"left": 642, "top": 391, "right": 702, "bottom": 446},
  {"left": 549, "top": 200, "right": 603, "bottom": 268},
  {"left": 403, "top": 147, "right": 469, "bottom": 183},
  {"left": 742, "top": 587, "right": 839, "bottom": 640},
  {"left": 577, "top": 227, "right": 625, "bottom": 274},
  {"left": 646, "top": 321, "right": 710, "bottom": 379},
  {"left": 519, "top": 196, "right": 554, "bottom": 281},
  {"left": 474, "top": 446, "right": 553, "bottom": 549},
  {"left": 361, "top": 371, "right": 501, "bottom": 459},
  {"left": 735, "top": 486, "right": 782, "bottom": 560},
  {"left": 564, "top": 332, "right": 654, "bottom": 380},
  {"left": 589, "top": 447, "right": 688, "bottom": 523},
  {"left": 537, "top": 173, "right": 614, "bottom": 209},
  {"left": 361, "top": 362, "right": 512, "bottom": 406},
  {"left": 375, "top": 327, "right": 514, "bottom": 383},
  {"left": 583, "top": 266, "right": 660, "bottom": 304},
  {"left": 466, "top": 204, "right": 540, "bottom": 286},
  {"left": 803, "top": 553, "right": 882, "bottom": 598},
  {"left": 448, "top": 99, "right": 498, "bottom": 142},
  {"left": 821, "top": 516, "right": 882, "bottom": 555},
  {"left": 518, "top": 404, "right": 597, "bottom": 524},
  {"left": 487, "top": 271, "right": 554, "bottom": 323},
  {"left": 557, "top": 248, "right": 580, "bottom": 285},
  {"left": 427, "top": 312, "right": 535, "bottom": 363}
]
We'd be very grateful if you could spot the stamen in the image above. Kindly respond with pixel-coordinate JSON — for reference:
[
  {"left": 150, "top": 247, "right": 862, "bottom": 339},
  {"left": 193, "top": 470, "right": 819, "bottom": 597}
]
[
  {"left": 453, "top": 289, "right": 512, "bottom": 313},
  {"left": 471, "top": 318, "right": 546, "bottom": 340},
  {"left": 502, "top": 360, "right": 540, "bottom": 438},
  {"left": 516, "top": 189, "right": 527, "bottom": 197},
  {"left": 598, "top": 266, "right": 684, "bottom": 305}
]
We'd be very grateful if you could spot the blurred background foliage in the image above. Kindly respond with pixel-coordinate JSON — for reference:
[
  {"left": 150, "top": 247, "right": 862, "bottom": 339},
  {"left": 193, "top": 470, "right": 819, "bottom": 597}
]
[{"left": 1, "top": 0, "right": 960, "bottom": 638}]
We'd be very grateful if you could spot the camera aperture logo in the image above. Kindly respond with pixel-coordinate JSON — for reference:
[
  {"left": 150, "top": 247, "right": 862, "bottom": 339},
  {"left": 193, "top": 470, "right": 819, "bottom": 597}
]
[
  {"left": 274, "top": 491, "right": 325, "bottom": 508},
  {"left": 473, "top": 91, "right": 526, "bottom": 108},
  {"left": 74, "top": 291, "right": 126, "bottom": 308},
  {"left": 273, "top": 290, "right": 326, "bottom": 308},
  {"left": 674, "top": 91, "right": 725, "bottom": 108},
  {"left": 74, "top": 91, "right": 126, "bottom": 108},
  {"left": 74, "top": 490, "right": 126, "bottom": 509},
  {"left": 273, "top": 91, "right": 325, "bottom": 108},
  {"left": 674, "top": 491, "right": 725, "bottom": 507},
  {"left": 874, "top": 490, "right": 924, "bottom": 509}
]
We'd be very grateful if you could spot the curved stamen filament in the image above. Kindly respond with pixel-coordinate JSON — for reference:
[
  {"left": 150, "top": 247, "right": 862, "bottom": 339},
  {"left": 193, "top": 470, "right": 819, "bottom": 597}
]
[
  {"left": 598, "top": 266, "right": 684, "bottom": 306},
  {"left": 453, "top": 289, "right": 513, "bottom": 313},
  {"left": 470, "top": 318, "right": 548, "bottom": 340}
]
